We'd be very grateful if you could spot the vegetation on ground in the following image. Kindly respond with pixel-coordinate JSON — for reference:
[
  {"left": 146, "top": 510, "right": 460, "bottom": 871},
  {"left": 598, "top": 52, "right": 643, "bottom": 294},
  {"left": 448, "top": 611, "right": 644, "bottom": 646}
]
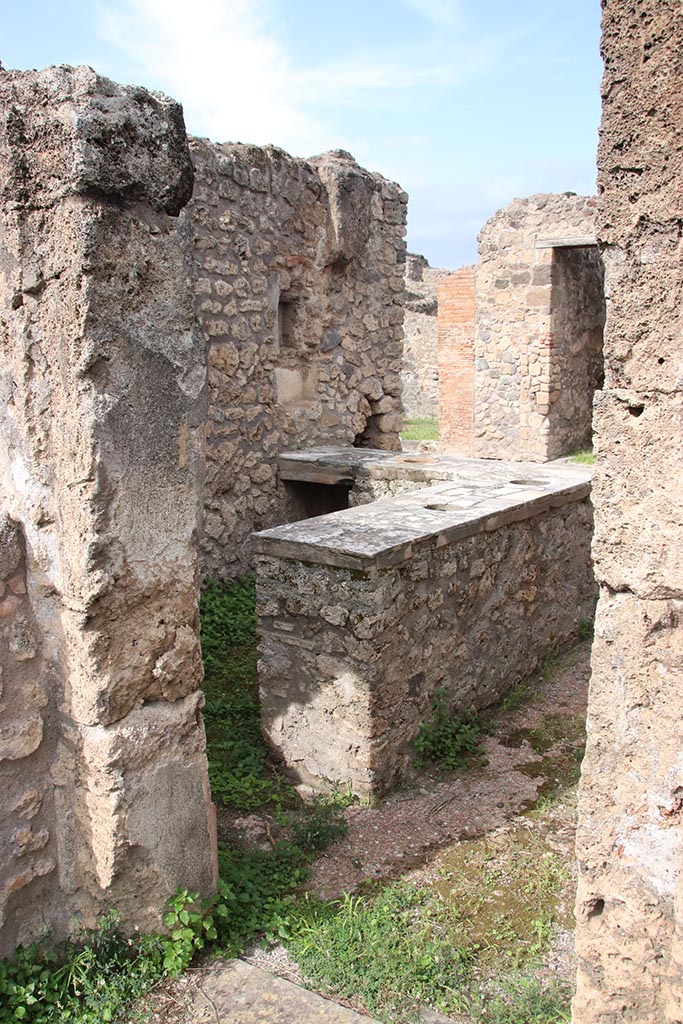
[
  {"left": 413, "top": 689, "right": 488, "bottom": 771},
  {"left": 400, "top": 416, "right": 439, "bottom": 442},
  {"left": 1, "top": 578, "right": 579, "bottom": 1023},
  {"left": 568, "top": 448, "right": 594, "bottom": 464}
]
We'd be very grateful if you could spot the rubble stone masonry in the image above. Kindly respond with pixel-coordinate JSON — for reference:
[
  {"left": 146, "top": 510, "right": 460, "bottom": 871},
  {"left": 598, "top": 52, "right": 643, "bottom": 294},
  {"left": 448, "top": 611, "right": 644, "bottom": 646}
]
[
  {"left": 402, "top": 253, "right": 450, "bottom": 418},
  {"left": 0, "top": 67, "right": 216, "bottom": 954},
  {"left": 255, "top": 456, "right": 594, "bottom": 797},
  {"left": 185, "top": 143, "right": 407, "bottom": 579},
  {"left": 574, "top": 1, "right": 683, "bottom": 1020},
  {"left": 472, "top": 194, "right": 604, "bottom": 462}
]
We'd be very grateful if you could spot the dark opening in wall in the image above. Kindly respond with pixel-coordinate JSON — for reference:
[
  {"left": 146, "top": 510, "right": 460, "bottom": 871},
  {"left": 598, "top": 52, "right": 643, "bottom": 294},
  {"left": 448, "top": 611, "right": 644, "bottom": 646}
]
[
  {"left": 285, "top": 480, "right": 351, "bottom": 519},
  {"left": 548, "top": 245, "right": 605, "bottom": 457},
  {"left": 353, "top": 414, "right": 381, "bottom": 448},
  {"left": 277, "top": 298, "right": 297, "bottom": 350}
]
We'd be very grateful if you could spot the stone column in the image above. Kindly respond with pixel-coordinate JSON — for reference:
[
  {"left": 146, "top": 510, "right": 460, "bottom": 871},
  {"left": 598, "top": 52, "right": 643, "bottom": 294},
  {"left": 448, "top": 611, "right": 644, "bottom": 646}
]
[
  {"left": 574, "top": 2, "right": 683, "bottom": 1019},
  {"left": 0, "top": 66, "right": 216, "bottom": 954}
]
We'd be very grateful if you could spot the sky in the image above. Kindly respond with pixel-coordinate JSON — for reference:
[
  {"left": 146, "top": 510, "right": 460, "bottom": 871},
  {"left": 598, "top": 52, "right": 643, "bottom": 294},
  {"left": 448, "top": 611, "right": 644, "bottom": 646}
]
[{"left": 2, "top": 0, "right": 603, "bottom": 268}]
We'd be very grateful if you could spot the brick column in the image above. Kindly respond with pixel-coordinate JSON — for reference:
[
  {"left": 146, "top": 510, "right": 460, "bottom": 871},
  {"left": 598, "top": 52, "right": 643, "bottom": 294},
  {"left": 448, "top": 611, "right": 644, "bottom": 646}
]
[{"left": 437, "top": 266, "right": 476, "bottom": 452}]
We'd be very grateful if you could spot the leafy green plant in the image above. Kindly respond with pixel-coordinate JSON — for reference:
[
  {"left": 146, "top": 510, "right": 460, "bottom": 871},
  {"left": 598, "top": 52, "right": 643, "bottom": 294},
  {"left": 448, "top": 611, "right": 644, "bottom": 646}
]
[
  {"left": 413, "top": 689, "right": 486, "bottom": 770},
  {"left": 200, "top": 575, "right": 257, "bottom": 673},
  {"left": 0, "top": 911, "right": 168, "bottom": 1024},
  {"left": 160, "top": 889, "right": 223, "bottom": 975},
  {"left": 199, "top": 576, "right": 294, "bottom": 810}
]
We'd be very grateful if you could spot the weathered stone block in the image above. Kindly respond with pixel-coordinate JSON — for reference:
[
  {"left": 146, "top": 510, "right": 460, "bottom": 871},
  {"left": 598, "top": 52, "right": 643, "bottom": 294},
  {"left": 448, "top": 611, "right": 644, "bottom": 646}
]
[
  {"left": 591, "top": 389, "right": 683, "bottom": 598},
  {"left": 0, "top": 66, "right": 214, "bottom": 955},
  {"left": 575, "top": 589, "right": 683, "bottom": 1021},
  {"left": 0, "top": 66, "right": 192, "bottom": 214}
]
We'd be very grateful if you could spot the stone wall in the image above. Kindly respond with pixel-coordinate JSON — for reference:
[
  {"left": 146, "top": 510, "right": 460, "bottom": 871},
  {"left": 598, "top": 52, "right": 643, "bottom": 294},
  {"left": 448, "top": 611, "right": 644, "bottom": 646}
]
[
  {"left": 0, "top": 66, "right": 216, "bottom": 954},
  {"left": 437, "top": 266, "right": 476, "bottom": 452},
  {"left": 437, "top": 195, "right": 604, "bottom": 463},
  {"left": 185, "top": 143, "right": 407, "bottom": 579},
  {"left": 402, "top": 253, "right": 450, "bottom": 418},
  {"left": 255, "top": 459, "right": 594, "bottom": 797},
  {"left": 574, "top": 1, "right": 683, "bottom": 1020}
]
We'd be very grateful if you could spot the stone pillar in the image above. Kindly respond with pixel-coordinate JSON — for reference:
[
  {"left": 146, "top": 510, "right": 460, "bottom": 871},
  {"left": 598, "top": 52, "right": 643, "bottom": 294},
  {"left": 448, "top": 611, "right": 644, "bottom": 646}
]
[
  {"left": 574, "top": 2, "right": 683, "bottom": 1020},
  {"left": 0, "top": 66, "right": 216, "bottom": 954}
]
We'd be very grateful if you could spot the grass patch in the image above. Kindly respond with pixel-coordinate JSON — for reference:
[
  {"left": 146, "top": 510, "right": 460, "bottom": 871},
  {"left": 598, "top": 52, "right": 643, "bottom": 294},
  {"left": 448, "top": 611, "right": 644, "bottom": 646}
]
[
  {"left": 400, "top": 416, "right": 439, "bottom": 442},
  {"left": 568, "top": 448, "right": 594, "bottom": 464},
  {"left": 427, "top": 830, "right": 566, "bottom": 961},
  {"left": 289, "top": 883, "right": 475, "bottom": 1022},
  {"left": 470, "top": 976, "right": 572, "bottom": 1023},
  {"left": 286, "top": 858, "right": 570, "bottom": 1024}
]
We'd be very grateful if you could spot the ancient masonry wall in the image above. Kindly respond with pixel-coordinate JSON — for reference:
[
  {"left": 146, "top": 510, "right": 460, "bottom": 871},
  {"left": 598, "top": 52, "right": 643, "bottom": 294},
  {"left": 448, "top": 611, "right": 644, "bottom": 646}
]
[
  {"left": 402, "top": 253, "right": 450, "bottom": 418},
  {"left": 255, "top": 468, "right": 594, "bottom": 797},
  {"left": 0, "top": 67, "right": 216, "bottom": 955},
  {"left": 574, "top": 1, "right": 683, "bottom": 1020},
  {"left": 437, "top": 266, "right": 476, "bottom": 452},
  {"left": 449, "top": 194, "right": 604, "bottom": 463},
  {"left": 185, "top": 143, "right": 407, "bottom": 579}
]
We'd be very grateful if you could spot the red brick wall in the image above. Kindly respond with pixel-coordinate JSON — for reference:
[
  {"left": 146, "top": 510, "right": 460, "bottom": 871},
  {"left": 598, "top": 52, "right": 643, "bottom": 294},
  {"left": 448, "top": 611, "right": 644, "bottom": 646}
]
[{"left": 437, "top": 266, "right": 476, "bottom": 452}]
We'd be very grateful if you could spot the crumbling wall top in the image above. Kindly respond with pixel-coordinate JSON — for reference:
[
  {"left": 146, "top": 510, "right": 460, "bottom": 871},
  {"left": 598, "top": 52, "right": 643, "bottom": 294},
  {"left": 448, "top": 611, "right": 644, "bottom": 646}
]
[
  {"left": 478, "top": 193, "right": 598, "bottom": 260},
  {"left": 0, "top": 65, "right": 192, "bottom": 213}
]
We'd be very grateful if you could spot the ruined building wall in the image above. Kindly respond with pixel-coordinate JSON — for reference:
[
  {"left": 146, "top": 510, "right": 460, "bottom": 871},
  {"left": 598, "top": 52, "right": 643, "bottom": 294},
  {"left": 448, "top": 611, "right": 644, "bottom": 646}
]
[
  {"left": 0, "top": 67, "right": 216, "bottom": 955},
  {"left": 574, "top": 1, "right": 683, "bottom": 1020},
  {"left": 470, "top": 194, "right": 603, "bottom": 462},
  {"left": 437, "top": 266, "right": 476, "bottom": 452},
  {"left": 402, "top": 253, "right": 450, "bottom": 418},
  {"left": 185, "top": 143, "right": 407, "bottom": 579}
]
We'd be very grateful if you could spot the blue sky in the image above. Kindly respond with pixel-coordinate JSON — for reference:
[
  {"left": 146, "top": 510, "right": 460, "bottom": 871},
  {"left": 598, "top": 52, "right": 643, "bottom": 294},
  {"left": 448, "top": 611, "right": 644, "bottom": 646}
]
[{"left": 2, "top": 0, "right": 602, "bottom": 267}]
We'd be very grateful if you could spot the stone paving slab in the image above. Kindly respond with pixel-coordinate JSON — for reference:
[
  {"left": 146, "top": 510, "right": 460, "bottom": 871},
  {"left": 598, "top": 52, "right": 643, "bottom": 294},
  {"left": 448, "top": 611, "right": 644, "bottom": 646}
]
[
  {"left": 256, "top": 449, "right": 592, "bottom": 569},
  {"left": 187, "top": 958, "right": 379, "bottom": 1023}
]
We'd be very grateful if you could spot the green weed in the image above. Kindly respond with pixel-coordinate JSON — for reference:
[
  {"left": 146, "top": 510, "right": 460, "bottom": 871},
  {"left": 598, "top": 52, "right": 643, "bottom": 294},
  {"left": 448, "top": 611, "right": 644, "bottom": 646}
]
[
  {"left": 200, "top": 576, "right": 293, "bottom": 810},
  {"left": 498, "top": 675, "right": 534, "bottom": 714},
  {"left": 471, "top": 975, "right": 571, "bottom": 1022},
  {"left": 578, "top": 617, "right": 594, "bottom": 640},
  {"left": 289, "top": 883, "right": 474, "bottom": 1022},
  {"left": 0, "top": 908, "right": 184, "bottom": 1024},
  {"left": 413, "top": 689, "right": 486, "bottom": 770}
]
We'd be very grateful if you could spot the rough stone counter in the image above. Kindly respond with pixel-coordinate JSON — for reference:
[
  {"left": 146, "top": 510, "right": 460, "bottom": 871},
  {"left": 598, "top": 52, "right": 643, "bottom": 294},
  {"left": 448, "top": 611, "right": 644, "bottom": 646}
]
[{"left": 255, "top": 452, "right": 594, "bottom": 797}]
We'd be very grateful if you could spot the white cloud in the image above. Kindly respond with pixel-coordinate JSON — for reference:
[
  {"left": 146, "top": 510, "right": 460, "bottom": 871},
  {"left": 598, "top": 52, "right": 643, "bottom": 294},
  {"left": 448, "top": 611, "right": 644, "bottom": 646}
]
[
  {"left": 401, "top": 0, "right": 462, "bottom": 26},
  {"left": 95, "top": 0, "right": 492, "bottom": 154},
  {"left": 97, "top": 0, "right": 326, "bottom": 150}
]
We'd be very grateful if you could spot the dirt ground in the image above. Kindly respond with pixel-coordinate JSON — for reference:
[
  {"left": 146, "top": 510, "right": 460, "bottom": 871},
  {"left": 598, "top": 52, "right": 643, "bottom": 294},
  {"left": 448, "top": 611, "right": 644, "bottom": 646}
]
[{"left": 147, "top": 639, "right": 591, "bottom": 1022}]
